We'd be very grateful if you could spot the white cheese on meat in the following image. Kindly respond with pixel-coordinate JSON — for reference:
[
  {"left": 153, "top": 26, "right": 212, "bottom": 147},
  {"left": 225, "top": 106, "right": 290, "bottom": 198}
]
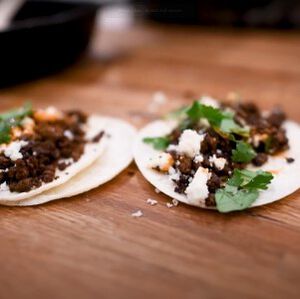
[
  {"left": 185, "top": 167, "right": 211, "bottom": 205},
  {"left": 0, "top": 182, "right": 9, "bottom": 191},
  {"left": 148, "top": 152, "right": 173, "bottom": 172},
  {"left": 4, "top": 140, "right": 28, "bottom": 161},
  {"left": 194, "top": 154, "right": 204, "bottom": 163},
  {"left": 168, "top": 167, "right": 180, "bottom": 181},
  {"left": 209, "top": 155, "right": 226, "bottom": 170},
  {"left": 64, "top": 130, "right": 74, "bottom": 140},
  {"left": 173, "top": 129, "right": 205, "bottom": 158}
]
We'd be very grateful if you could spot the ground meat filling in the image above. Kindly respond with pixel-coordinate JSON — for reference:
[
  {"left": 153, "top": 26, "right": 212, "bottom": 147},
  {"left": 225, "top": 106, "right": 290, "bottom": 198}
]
[
  {"left": 164, "top": 102, "right": 289, "bottom": 206},
  {"left": 0, "top": 110, "right": 102, "bottom": 193}
]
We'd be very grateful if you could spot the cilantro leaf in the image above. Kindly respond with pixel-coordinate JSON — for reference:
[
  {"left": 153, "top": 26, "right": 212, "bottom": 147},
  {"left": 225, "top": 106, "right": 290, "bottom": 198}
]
[
  {"left": 216, "top": 188, "right": 259, "bottom": 213},
  {"left": 228, "top": 169, "right": 273, "bottom": 190},
  {"left": 219, "top": 119, "right": 249, "bottom": 136},
  {"left": 186, "top": 101, "right": 223, "bottom": 125},
  {"left": 143, "top": 137, "right": 170, "bottom": 150},
  {"left": 0, "top": 102, "right": 32, "bottom": 122},
  {"left": 215, "top": 169, "right": 273, "bottom": 213},
  {"left": 0, "top": 122, "right": 11, "bottom": 144},
  {"left": 165, "top": 106, "right": 188, "bottom": 120},
  {"left": 0, "top": 102, "right": 33, "bottom": 144},
  {"left": 243, "top": 170, "right": 274, "bottom": 190},
  {"left": 227, "top": 169, "right": 256, "bottom": 187},
  {"left": 232, "top": 141, "right": 256, "bottom": 163},
  {"left": 185, "top": 101, "right": 249, "bottom": 137}
]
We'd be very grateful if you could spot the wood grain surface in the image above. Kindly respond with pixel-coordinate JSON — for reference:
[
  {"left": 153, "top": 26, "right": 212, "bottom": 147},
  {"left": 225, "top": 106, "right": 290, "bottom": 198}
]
[{"left": 0, "top": 23, "right": 300, "bottom": 299}]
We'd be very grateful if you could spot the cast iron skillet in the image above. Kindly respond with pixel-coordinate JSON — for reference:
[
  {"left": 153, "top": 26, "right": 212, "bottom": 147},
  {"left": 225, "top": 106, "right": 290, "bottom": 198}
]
[{"left": 0, "top": 0, "right": 100, "bottom": 87}]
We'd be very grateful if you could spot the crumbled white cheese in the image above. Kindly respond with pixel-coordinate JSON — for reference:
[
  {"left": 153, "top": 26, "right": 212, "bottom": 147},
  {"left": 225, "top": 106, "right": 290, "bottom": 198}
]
[
  {"left": 59, "top": 158, "right": 74, "bottom": 165},
  {"left": 153, "top": 91, "right": 167, "bottom": 105},
  {"left": 146, "top": 198, "right": 158, "bottom": 206},
  {"left": 131, "top": 210, "right": 143, "bottom": 217},
  {"left": 166, "top": 144, "right": 177, "bottom": 152},
  {"left": 185, "top": 167, "right": 211, "bottom": 205},
  {"left": 4, "top": 140, "right": 28, "bottom": 161},
  {"left": 252, "top": 134, "right": 268, "bottom": 147},
  {"left": 168, "top": 167, "right": 180, "bottom": 181},
  {"left": 0, "top": 182, "right": 9, "bottom": 192},
  {"left": 169, "top": 129, "right": 205, "bottom": 158},
  {"left": 172, "top": 199, "right": 179, "bottom": 206},
  {"left": 194, "top": 154, "right": 204, "bottom": 163},
  {"left": 148, "top": 152, "right": 173, "bottom": 172},
  {"left": 166, "top": 203, "right": 174, "bottom": 208},
  {"left": 64, "top": 130, "right": 74, "bottom": 140},
  {"left": 21, "top": 117, "right": 34, "bottom": 127},
  {"left": 175, "top": 160, "right": 181, "bottom": 166},
  {"left": 209, "top": 155, "right": 226, "bottom": 170},
  {"left": 200, "top": 96, "right": 220, "bottom": 108},
  {"left": 148, "top": 91, "right": 168, "bottom": 112}
]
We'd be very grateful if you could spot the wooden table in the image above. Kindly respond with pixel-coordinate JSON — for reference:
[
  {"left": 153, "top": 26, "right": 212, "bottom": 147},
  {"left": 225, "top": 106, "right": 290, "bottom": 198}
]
[{"left": 0, "top": 23, "right": 300, "bottom": 299}]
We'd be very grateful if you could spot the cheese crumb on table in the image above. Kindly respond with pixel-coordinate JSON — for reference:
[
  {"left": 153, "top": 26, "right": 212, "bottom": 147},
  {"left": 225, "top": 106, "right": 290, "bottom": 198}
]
[
  {"left": 131, "top": 210, "right": 143, "bottom": 217},
  {"left": 146, "top": 198, "right": 158, "bottom": 206},
  {"left": 172, "top": 199, "right": 179, "bottom": 206},
  {"left": 148, "top": 91, "right": 168, "bottom": 112}
]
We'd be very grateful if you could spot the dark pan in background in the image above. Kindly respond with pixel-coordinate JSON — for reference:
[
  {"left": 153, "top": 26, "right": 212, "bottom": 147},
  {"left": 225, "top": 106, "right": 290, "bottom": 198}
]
[
  {"left": 141, "top": 0, "right": 300, "bottom": 28},
  {"left": 0, "top": 0, "right": 100, "bottom": 87}
]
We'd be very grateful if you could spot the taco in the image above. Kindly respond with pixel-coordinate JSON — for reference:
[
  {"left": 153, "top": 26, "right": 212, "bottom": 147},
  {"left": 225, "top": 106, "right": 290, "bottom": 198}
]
[
  {"left": 135, "top": 96, "right": 300, "bottom": 212},
  {"left": 0, "top": 104, "right": 136, "bottom": 206}
]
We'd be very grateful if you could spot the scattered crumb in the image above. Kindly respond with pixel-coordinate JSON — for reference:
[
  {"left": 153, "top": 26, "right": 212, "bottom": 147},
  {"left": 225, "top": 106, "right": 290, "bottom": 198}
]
[
  {"left": 131, "top": 210, "right": 143, "bottom": 217},
  {"left": 146, "top": 198, "right": 158, "bottom": 206},
  {"left": 155, "top": 188, "right": 160, "bottom": 194},
  {"left": 153, "top": 91, "right": 167, "bottom": 105},
  {"left": 172, "top": 199, "right": 179, "bottom": 206},
  {"left": 166, "top": 203, "right": 174, "bottom": 208},
  {"left": 148, "top": 91, "right": 168, "bottom": 112},
  {"left": 226, "top": 91, "right": 241, "bottom": 102}
]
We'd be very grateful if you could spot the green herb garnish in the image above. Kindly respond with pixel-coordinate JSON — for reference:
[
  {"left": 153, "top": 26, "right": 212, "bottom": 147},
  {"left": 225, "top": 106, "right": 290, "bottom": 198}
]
[
  {"left": 232, "top": 141, "right": 256, "bottom": 163},
  {"left": 0, "top": 102, "right": 33, "bottom": 144},
  {"left": 186, "top": 101, "right": 249, "bottom": 137},
  {"left": 164, "top": 106, "right": 188, "bottom": 120},
  {"left": 143, "top": 137, "right": 171, "bottom": 150},
  {"left": 215, "top": 169, "right": 273, "bottom": 213}
]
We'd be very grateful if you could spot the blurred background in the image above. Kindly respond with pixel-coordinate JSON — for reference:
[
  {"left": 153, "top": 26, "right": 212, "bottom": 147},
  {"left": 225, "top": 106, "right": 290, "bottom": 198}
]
[{"left": 0, "top": 0, "right": 300, "bottom": 87}]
